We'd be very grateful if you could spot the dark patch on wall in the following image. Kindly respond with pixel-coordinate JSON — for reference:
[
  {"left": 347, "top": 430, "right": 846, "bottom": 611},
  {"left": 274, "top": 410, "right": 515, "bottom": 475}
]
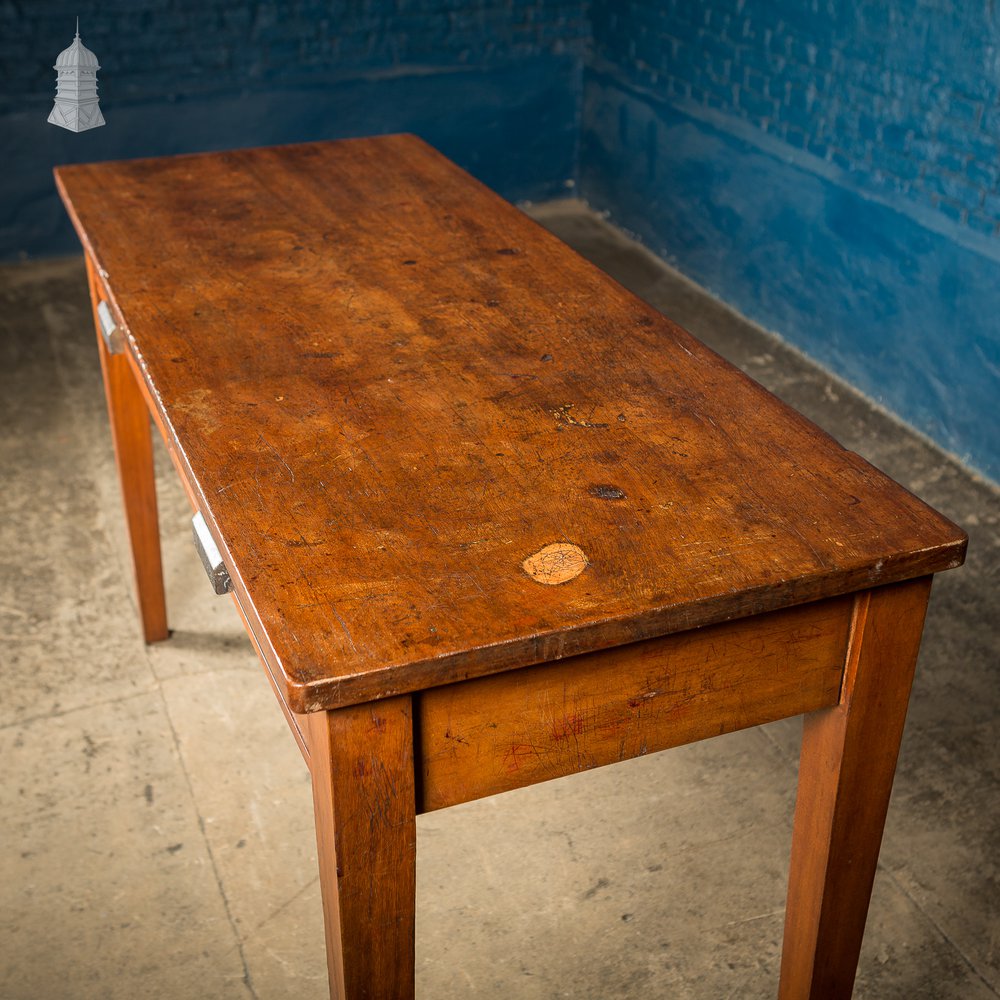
[
  {"left": 1, "top": 1, "right": 587, "bottom": 258},
  {"left": 3, "top": 60, "right": 581, "bottom": 257}
]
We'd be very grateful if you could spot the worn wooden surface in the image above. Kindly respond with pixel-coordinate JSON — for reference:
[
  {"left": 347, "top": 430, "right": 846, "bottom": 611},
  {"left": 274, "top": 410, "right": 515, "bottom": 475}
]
[
  {"left": 420, "top": 594, "right": 852, "bottom": 811},
  {"left": 86, "top": 255, "right": 168, "bottom": 644},
  {"left": 55, "top": 135, "right": 967, "bottom": 711},
  {"left": 779, "top": 576, "right": 932, "bottom": 999},
  {"left": 304, "top": 699, "right": 417, "bottom": 1000}
]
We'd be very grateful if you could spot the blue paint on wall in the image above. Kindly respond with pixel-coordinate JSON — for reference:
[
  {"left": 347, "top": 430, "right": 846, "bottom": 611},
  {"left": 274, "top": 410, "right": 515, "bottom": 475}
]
[
  {"left": 580, "top": 71, "right": 1000, "bottom": 481},
  {"left": 589, "top": 0, "right": 1000, "bottom": 240},
  {"left": 2, "top": 60, "right": 581, "bottom": 258},
  {"left": 1, "top": 1, "right": 587, "bottom": 259}
]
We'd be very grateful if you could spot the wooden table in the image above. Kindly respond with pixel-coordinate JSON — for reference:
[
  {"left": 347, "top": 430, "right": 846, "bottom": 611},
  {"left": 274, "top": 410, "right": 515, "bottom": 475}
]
[{"left": 56, "top": 135, "right": 966, "bottom": 999}]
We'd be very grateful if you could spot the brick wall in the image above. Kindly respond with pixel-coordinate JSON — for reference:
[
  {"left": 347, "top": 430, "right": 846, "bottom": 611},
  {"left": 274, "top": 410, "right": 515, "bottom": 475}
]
[
  {"left": 591, "top": 0, "right": 1000, "bottom": 238},
  {"left": 2, "top": 1, "right": 587, "bottom": 258},
  {"left": 3, "top": 0, "right": 588, "bottom": 114}
]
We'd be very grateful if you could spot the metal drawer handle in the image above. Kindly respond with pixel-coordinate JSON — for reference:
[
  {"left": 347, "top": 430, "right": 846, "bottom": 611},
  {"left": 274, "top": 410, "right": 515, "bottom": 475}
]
[
  {"left": 192, "top": 511, "right": 232, "bottom": 595},
  {"left": 97, "top": 300, "right": 123, "bottom": 354}
]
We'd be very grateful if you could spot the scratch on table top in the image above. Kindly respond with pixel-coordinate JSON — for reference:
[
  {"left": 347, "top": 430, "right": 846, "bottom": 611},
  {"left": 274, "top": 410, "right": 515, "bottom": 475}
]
[{"left": 257, "top": 432, "right": 295, "bottom": 482}]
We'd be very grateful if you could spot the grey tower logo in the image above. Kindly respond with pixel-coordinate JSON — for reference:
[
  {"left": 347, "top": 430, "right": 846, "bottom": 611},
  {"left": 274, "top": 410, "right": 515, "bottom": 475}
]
[{"left": 48, "top": 19, "right": 105, "bottom": 132}]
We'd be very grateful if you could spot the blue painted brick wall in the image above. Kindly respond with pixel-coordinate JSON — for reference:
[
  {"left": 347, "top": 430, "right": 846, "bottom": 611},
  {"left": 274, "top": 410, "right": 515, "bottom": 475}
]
[
  {"left": 590, "top": 0, "right": 1000, "bottom": 238},
  {"left": 2, "top": 1, "right": 589, "bottom": 113},
  {"left": 1, "top": 0, "right": 588, "bottom": 259}
]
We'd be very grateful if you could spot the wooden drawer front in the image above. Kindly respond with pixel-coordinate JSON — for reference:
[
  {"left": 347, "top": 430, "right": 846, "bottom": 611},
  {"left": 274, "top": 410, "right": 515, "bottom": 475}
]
[{"left": 419, "top": 595, "right": 854, "bottom": 812}]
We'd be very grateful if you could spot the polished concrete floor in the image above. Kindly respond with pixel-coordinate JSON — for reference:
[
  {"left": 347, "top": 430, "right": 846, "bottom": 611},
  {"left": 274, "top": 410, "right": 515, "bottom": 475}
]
[{"left": 1, "top": 201, "right": 997, "bottom": 999}]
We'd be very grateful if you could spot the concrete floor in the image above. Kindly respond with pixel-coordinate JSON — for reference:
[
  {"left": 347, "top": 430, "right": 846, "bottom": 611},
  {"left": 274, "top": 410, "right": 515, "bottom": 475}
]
[{"left": 1, "top": 200, "right": 997, "bottom": 999}]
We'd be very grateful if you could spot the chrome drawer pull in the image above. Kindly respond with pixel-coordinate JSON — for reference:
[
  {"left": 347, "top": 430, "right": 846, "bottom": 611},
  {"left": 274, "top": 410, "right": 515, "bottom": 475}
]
[
  {"left": 192, "top": 511, "right": 232, "bottom": 595},
  {"left": 96, "top": 300, "right": 123, "bottom": 354}
]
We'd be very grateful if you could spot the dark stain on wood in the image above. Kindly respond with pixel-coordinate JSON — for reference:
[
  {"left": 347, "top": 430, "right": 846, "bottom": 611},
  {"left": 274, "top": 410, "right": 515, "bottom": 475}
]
[
  {"left": 589, "top": 484, "right": 627, "bottom": 500},
  {"left": 552, "top": 403, "right": 610, "bottom": 430}
]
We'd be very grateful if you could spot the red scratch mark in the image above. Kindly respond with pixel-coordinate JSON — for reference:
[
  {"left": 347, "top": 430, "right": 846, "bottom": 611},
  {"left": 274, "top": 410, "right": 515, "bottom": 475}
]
[
  {"left": 551, "top": 714, "right": 585, "bottom": 741},
  {"left": 504, "top": 743, "right": 535, "bottom": 772}
]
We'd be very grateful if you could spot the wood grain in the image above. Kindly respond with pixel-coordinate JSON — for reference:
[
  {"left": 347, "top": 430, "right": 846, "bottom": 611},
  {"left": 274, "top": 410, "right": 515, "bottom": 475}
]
[
  {"left": 778, "top": 577, "right": 932, "bottom": 999},
  {"left": 419, "top": 595, "right": 852, "bottom": 810},
  {"left": 55, "top": 136, "right": 967, "bottom": 710},
  {"left": 303, "top": 699, "right": 417, "bottom": 1000},
  {"left": 86, "top": 255, "right": 168, "bottom": 644}
]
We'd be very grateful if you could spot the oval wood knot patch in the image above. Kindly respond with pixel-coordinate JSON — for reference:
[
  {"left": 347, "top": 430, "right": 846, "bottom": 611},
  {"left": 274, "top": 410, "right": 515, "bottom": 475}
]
[{"left": 522, "top": 543, "right": 589, "bottom": 585}]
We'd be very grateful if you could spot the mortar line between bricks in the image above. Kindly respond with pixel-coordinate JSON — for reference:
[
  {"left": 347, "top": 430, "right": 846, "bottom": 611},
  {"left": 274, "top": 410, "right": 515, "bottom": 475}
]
[{"left": 584, "top": 63, "right": 1000, "bottom": 267}]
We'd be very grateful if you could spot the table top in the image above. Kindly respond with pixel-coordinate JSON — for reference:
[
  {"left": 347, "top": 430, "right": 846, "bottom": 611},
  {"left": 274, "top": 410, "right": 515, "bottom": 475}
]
[{"left": 56, "top": 135, "right": 967, "bottom": 711}]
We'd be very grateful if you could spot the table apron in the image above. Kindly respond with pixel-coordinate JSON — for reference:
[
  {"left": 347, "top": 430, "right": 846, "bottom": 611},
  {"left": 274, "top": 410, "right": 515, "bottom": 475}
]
[{"left": 417, "top": 593, "right": 855, "bottom": 812}]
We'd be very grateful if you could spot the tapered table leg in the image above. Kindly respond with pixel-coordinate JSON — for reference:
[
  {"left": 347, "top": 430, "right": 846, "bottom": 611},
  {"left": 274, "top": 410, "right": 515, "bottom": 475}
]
[
  {"left": 86, "top": 257, "right": 168, "bottom": 643},
  {"left": 779, "top": 576, "right": 933, "bottom": 998},
  {"left": 304, "top": 697, "right": 417, "bottom": 1000}
]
